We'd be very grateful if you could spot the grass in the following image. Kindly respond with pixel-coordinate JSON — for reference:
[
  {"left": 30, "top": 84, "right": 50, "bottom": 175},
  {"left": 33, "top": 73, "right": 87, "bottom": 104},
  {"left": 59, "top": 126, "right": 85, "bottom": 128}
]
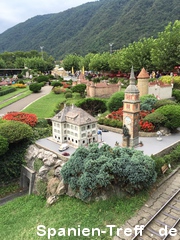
[
  {"left": 0, "top": 191, "right": 149, "bottom": 240},
  {"left": 0, "top": 182, "right": 20, "bottom": 198},
  {"left": 0, "top": 87, "right": 32, "bottom": 109},
  {"left": 22, "top": 91, "right": 66, "bottom": 118}
]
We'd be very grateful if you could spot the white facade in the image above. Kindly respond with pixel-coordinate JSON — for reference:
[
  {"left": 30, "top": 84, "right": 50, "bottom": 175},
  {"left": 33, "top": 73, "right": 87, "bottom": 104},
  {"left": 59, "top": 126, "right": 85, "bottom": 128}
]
[
  {"left": 52, "top": 105, "right": 98, "bottom": 148},
  {"left": 148, "top": 84, "right": 173, "bottom": 99}
]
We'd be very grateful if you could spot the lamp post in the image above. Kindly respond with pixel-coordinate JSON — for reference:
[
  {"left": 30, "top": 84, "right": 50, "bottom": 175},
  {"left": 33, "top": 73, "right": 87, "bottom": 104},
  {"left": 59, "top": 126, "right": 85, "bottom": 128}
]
[
  {"left": 40, "top": 46, "right": 44, "bottom": 60},
  {"left": 109, "top": 43, "right": 114, "bottom": 54}
]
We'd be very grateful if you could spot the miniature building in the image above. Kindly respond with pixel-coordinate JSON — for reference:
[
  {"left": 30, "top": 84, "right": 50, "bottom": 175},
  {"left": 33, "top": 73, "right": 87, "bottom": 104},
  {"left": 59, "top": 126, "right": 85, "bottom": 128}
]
[
  {"left": 51, "top": 105, "right": 98, "bottom": 148},
  {"left": 122, "top": 67, "right": 140, "bottom": 147},
  {"left": 73, "top": 73, "right": 121, "bottom": 98},
  {"left": 137, "top": 68, "right": 173, "bottom": 99},
  {"left": 86, "top": 81, "right": 121, "bottom": 98}
]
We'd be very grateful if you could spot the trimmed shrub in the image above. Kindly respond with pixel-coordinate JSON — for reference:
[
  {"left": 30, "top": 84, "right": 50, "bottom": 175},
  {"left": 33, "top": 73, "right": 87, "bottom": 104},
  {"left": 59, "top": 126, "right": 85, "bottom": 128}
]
[
  {"left": 36, "top": 75, "right": 49, "bottom": 83},
  {"left": 172, "top": 89, "right": 180, "bottom": 102},
  {"left": 154, "top": 99, "right": 177, "bottom": 109},
  {"left": 0, "top": 120, "right": 33, "bottom": 143},
  {"left": 61, "top": 144, "right": 157, "bottom": 201},
  {"left": 144, "top": 111, "right": 167, "bottom": 128},
  {"left": 107, "top": 91, "right": 124, "bottom": 112},
  {"left": 155, "top": 105, "right": 180, "bottom": 130},
  {"left": 76, "top": 98, "right": 107, "bottom": 116},
  {"left": 0, "top": 87, "right": 16, "bottom": 96},
  {"left": 65, "top": 92, "right": 72, "bottom": 98},
  {"left": 51, "top": 81, "right": 63, "bottom": 87},
  {"left": 29, "top": 83, "right": 42, "bottom": 93},
  {"left": 53, "top": 86, "right": 65, "bottom": 94}
]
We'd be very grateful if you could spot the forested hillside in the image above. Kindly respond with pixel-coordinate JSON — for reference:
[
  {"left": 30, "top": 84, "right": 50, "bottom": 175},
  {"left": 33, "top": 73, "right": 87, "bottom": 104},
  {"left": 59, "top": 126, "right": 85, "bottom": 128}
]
[{"left": 0, "top": 0, "right": 179, "bottom": 59}]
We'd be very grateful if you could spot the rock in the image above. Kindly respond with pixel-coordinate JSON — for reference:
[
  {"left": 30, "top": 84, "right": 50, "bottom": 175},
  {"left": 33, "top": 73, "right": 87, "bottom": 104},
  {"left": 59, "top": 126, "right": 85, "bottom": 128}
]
[
  {"left": 47, "top": 177, "right": 60, "bottom": 196},
  {"left": 43, "top": 157, "right": 55, "bottom": 167},
  {"left": 56, "top": 180, "right": 66, "bottom": 195},
  {"left": 46, "top": 195, "right": 58, "bottom": 206},
  {"left": 66, "top": 185, "right": 76, "bottom": 197},
  {"left": 54, "top": 167, "right": 62, "bottom": 179},
  {"left": 38, "top": 166, "right": 50, "bottom": 177}
]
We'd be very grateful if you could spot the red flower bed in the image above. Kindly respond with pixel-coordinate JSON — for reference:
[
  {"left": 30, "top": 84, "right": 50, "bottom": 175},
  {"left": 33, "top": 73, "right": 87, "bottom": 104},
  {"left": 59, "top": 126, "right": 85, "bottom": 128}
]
[
  {"left": 3, "top": 112, "right": 38, "bottom": 127},
  {"left": 107, "top": 108, "right": 155, "bottom": 132}
]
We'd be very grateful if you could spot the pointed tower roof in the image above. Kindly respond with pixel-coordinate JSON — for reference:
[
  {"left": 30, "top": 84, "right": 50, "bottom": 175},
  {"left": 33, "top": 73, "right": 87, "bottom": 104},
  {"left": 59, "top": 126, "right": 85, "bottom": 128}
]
[
  {"left": 125, "top": 66, "right": 139, "bottom": 93},
  {"left": 137, "top": 67, "right": 150, "bottom": 79}
]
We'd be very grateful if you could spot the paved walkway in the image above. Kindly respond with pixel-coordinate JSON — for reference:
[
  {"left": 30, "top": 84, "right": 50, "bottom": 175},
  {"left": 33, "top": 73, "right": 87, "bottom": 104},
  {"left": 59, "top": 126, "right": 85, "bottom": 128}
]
[
  {"left": 113, "top": 168, "right": 180, "bottom": 240},
  {"left": 0, "top": 85, "right": 52, "bottom": 115}
]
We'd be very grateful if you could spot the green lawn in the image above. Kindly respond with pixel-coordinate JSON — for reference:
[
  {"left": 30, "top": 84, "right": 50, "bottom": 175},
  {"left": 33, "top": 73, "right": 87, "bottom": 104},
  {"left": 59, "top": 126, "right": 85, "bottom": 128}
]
[
  {"left": 0, "top": 192, "right": 149, "bottom": 240},
  {"left": 22, "top": 91, "right": 66, "bottom": 118},
  {"left": 0, "top": 87, "right": 32, "bottom": 109}
]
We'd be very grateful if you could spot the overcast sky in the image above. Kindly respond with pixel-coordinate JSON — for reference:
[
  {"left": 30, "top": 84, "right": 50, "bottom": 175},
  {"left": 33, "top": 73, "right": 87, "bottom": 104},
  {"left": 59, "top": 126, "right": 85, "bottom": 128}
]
[{"left": 0, "top": 0, "right": 97, "bottom": 34}]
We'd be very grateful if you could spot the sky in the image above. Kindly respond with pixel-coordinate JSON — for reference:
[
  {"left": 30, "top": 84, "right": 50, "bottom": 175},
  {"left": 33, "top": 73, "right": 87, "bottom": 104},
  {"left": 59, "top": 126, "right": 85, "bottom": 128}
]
[{"left": 0, "top": 0, "right": 97, "bottom": 34}]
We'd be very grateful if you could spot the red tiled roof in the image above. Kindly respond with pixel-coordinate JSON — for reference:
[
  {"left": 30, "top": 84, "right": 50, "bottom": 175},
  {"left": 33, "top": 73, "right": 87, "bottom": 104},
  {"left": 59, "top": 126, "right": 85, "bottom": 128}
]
[{"left": 137, "top": 68, "right": 150, "bottom": 79}]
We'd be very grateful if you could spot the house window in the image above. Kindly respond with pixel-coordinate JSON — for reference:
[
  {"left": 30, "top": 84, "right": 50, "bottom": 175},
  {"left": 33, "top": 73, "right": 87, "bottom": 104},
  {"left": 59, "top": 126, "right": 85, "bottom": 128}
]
[
  {"left": 64, "top": 124, "right": 66, "bottom": 128},
  {"left": 81, "top": 133, "right": 86, "bottom": 137},
  {"left": 87, "top": 125, "right": 90, "bottom": 129},
  {"left": 83, "top": 140, "right": 85, "bottom": 144},
  {"left": 67, "top": 124, "right": 70, "bottom": 128},
  {"left": 92, "top": 130, "right": 96, "bottom": 134},
  {"left": 64, "top": 130, "right": 66, "bottom": 134},
  {"left": 54, "top": 123, "right": 56, "bottom": 127},
  {"left": 68, "top": 137, "right": 70, "bottom": 140},
  {"left": 72, "top": 139, "right": 74, "bottom": 142},
  {"left": 57, "top": 124, "right": 60, "bottom": 127},
  {"left": 75, "top": 140, "right": 77, "bottom": 143},
  {"left": 64, "top": 137, "right": 67, "bottom": 141},
  {"left": 92, "top": 124, "right": 96, "bottom": 128},
  {"left": 81, "top": 126, "right": 85, "bottom": 131}
]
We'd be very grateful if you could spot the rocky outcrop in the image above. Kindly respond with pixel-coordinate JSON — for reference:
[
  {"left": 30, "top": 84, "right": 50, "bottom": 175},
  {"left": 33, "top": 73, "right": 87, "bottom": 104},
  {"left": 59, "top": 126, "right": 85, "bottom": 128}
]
[{"left": 25, "top": 144, "right": 68, "bottom": 205}]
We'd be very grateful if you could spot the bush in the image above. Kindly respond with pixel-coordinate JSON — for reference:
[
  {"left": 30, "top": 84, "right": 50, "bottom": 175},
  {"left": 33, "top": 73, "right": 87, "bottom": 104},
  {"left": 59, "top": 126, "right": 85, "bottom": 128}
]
[
  {"left": 65, "top": 92, "right": 72, "bottom": 99},
  {"left": 140, "top": 94, "right": 157, "bottom": 111},
  {"left": 53, "top": 86, "right": 65, "bottom": 94},
  {"left": 3, "top": 112, "right": 38, "bottom": 127},
  {"left": 144, "top": 111, "right": 167, "bottom": 128},
  {"left": 98, "top": 118, "right": 123, "bottom": 128},
  {"left": 107, "top": 91, "right": 124, "bottom": 112},
  {"left": 0, "top": 120, "right": 33, "bottom": 143},
  {"left": 172, "top": 89, "right": 180, "bottom": 102},
  {"left": 36, "top": 75, "right": 49, "bottom": 83},
  {"left": 0, "top": 141, "right": 28, "bottom": 183},
  {"left": 154, "top": 99, "right": 177, "bottom": 109},
  {"left": 155, "top": 105, "right": 180, "bottom": 130},
  {"left": 29, "top": 83, "right": 42, "bottom": 93},
  {"left": 0, "top": 135, "right": 9, "bottom": 156},
  {"left": 61, "top": 144, "right": 157, "bottom": 201},
  {"left": 0, "top": 87, "right": 16, "bottom": 96},
  {"left": 13, "top": 83, "right": 26, "bottom": 88},
  {"left": 76, "top": 98, "right": 107, "bottom": 116},
  {"left": 51, "top": 81, "right": 63, "bottom": 87}
]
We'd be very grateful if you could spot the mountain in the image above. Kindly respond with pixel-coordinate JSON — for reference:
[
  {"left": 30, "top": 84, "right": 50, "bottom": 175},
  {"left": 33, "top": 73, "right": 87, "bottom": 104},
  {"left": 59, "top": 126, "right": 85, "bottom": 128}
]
[{"left": 0, "top": 0, "right": 179, "bottom": 59}]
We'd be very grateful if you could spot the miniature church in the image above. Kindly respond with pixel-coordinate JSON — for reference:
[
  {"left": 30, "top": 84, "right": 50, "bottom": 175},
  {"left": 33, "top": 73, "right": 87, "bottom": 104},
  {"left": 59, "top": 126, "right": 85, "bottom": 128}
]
[{"left": 122, "top": 67, "right": 140, "bottom": 147}]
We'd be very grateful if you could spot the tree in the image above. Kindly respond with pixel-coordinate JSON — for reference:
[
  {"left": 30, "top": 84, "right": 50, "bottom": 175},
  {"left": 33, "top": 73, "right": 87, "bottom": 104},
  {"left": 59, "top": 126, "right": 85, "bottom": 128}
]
[
  {"left": 151, "top": 20, "right": 180, "bottom": 71},
  {"left": 0, "top": 135, "right": 9, "bottom": 156},
  {"left": 0, "top": 58, "right": 6, "bottom": 68},
  {"left": 107, "top": 91, "right": 124, "bottom": 112},
  {"left": 62, "top": 54, "right": 82, "bottom": 72},
  {"left": 89, "top": 52, "right": 111, "bottom": 72},
  {"left": 71, "top": 84, "right": 86, "bottom": 97},
  {"left": 140, "top": 94, "right": 157, "bottom": 111},
  {"left": 0, "top": 120, "right": 33, "bottom": 143}
]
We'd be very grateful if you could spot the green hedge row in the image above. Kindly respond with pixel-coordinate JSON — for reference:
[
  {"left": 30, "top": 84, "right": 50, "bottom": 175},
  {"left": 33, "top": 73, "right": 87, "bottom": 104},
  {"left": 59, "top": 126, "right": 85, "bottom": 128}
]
[{"left": 0, "top": 87, "right": 16, "bottom": 96}]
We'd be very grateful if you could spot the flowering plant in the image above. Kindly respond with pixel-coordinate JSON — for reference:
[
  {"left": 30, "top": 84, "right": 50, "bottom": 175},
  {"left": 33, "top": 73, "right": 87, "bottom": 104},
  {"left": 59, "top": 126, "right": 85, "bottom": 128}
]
[{"left": 3, "top": 112, "right": 37, "bottom": 127}]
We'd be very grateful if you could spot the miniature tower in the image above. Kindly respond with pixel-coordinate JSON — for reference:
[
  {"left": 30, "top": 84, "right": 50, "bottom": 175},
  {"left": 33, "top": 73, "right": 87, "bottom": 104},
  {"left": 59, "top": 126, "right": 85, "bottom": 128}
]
[
  {"left": 122, "top": 67, "right": 140, "bottom": 147},
  {"left": 137, "top": 67, "right": 150, "bottom": 97}
]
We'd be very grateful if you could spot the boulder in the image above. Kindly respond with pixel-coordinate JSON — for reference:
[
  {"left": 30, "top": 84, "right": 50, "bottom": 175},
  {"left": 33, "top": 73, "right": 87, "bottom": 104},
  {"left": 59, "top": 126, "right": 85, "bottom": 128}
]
[{"left": 56, "top": 180, "right": 66, "bottom": 195}]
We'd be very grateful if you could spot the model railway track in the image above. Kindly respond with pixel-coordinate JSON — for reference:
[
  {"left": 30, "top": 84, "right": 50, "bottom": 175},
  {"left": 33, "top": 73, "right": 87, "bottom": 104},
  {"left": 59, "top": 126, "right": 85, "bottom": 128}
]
[{"left": 131, "top": 188, "right": 180, "bottom": 240}]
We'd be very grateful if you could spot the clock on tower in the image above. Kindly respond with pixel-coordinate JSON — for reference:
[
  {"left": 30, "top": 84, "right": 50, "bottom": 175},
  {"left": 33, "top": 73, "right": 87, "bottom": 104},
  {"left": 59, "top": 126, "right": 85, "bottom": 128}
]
[{"left": 122, "top": 67, "right": 140, "bottom": 147}]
